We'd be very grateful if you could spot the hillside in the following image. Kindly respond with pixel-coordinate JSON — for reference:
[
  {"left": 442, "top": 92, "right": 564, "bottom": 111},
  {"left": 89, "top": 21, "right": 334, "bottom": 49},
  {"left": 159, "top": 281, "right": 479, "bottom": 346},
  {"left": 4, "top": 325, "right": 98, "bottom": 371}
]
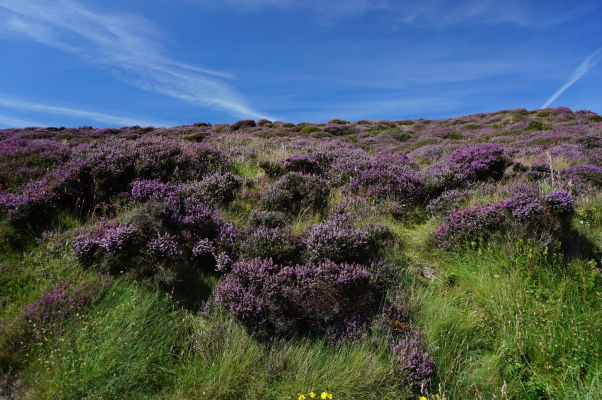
[{"left": 0, "top": 107, "right": 601, "bottom": 400}]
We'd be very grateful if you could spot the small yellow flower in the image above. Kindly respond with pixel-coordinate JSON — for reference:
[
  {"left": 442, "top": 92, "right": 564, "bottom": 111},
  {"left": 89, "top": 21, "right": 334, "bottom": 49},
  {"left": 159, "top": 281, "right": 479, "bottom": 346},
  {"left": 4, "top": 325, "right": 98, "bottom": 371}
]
[
  {"left": 321, "top": 393, "right": 328, "bottom": 399},
  {"left": 327, "top": 394, "right": 333, "bottom": 400},
  {"left": 298, "top": 395, "right": 306, "bottom": 400},
  {"left": 309, "top": 392, "right": 316, "bottom": 398},
  {"left": 419, "top": 396, "right": 428, "bottom": 400}
]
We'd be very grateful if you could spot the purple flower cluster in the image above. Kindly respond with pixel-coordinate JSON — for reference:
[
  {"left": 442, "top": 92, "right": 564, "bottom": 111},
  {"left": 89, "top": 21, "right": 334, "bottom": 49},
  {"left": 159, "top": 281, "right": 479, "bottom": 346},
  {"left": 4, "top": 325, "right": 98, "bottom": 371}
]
[
  {"left": 303, "top": 213, "right": 390, "bottom": 264},
  {"left": 391, "top": 329, "right": 435, "bottom": 392},
  {"left": 350, "top": 166, "right": 426, "bottom": 205},
  {"left": 146, "top": 233, "right": 182, "bottom": 259},
  {"left": 213, "top": 258, "right": 380, "bottom": 336},
  {"left": 544, "top": 190, "right": 575, "bottom": 215},
  {"left": 16, "top": 275, "right": 112, "bottom": 348},
  {"left": 434, "top": 204, "right": 505, "bottom": 248},
  {"left": 276, "top": 155, "right": 321, "bottom": 175},
  {"left": 261, "top": 172, "right": 330, "bottom": 215},
  {"left": 434, "top": 189, "right": 576, "bottom": 248}
]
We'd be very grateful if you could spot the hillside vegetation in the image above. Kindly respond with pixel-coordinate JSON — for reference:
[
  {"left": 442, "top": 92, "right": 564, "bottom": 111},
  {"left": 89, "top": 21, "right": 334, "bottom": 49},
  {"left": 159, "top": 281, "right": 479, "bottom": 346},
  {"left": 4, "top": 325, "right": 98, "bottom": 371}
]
[{"left": 0, "top": 107, "right": 601, "bottom": 399}]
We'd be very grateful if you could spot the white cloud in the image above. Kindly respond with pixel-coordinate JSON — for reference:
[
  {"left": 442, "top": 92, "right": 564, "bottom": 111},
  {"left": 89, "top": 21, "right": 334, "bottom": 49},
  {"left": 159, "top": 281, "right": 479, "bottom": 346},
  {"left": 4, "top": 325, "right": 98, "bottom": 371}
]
[
  {"left": 0, "top": 113, "right": 46, "bottom": 128},
  {"left": 190, "top": 0, "right": 580, "bottom": 26},
  {"left": 0, "top": 0, "right": 270, "bottom": 119},
  {"left": 541, "top": 48, "right": 602, "bottom": 108},
  {"left": 0, "top": 97, "right": 172, "bottom": 127}
]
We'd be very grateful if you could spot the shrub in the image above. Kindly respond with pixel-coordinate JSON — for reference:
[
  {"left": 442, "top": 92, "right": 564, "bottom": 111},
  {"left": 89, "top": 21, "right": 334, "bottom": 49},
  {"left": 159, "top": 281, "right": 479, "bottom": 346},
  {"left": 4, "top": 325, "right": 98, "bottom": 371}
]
[
  {"left": 238, "top": 228, "right": 301, "bottom": 264},
  {"left": 212, "top": 258, "right": 381, "bottom": 337},
  {"left": 543, "top": 190, "right": 574, "bottom": 216},
  {"left": 277, "top": 155, "right": 321, "bottom": 175},
  {"left": 261, "top": 172, "right": 330, "bottom": 215},
  {"left": 230, "top": 120, "right": 257, "bottom": 131},
  {"left": 447, "top": 144, "right": 509, "bottom": 181},
  {"left": 180, "top": 172, "right": 241, "bottom": 206},
  {"left": 303, "top": 214, "right": 391, "bottom": 264},
  {"left": 433, "top": 204, "right": 506, "bottom": 249},
  {"left": 249, "top": 210, "right": 287, "bottom": 228},
  {"left": 391, "top": 329, "right": 435, "bottom": 392},
  {"left": 426, "top": 189, "right": 470, "bottom": 216},
  {"left": 349, "top": 166, "right": 426, "bottom": 205},
  {"left": 560, "top": 165, "right": 602, "bottom": 187}
]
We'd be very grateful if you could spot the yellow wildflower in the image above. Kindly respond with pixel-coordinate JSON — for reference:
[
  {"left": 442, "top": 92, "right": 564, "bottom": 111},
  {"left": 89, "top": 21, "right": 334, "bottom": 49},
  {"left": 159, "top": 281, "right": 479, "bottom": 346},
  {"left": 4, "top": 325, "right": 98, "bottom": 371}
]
[
  {"left": 419, "top": 397, "right": 428, "bottom": 400},
  {"left": 327, "top": 394, "right": 333, "bottom": 400},
  {"left": 298, "top": 395, "right": 306, "bottom": 400},
  {"left": 321, "top": 393, "right": 328, "bottom": 399},
  {"left": 309, "top": 392, "right": 316, "bottom": 398}
]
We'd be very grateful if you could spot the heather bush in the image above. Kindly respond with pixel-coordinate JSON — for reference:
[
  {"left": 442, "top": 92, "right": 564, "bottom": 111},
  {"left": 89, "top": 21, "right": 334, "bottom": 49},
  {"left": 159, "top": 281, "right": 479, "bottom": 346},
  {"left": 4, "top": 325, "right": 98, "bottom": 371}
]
[
  {"left": 261, "top": 172, "right": 330, "bottom": 215},
  {"left": 349, "top": 166, "right": 426, "bottom": 205},
  {"left": 277, "top": 155, "right": 321, "bottom": 175},
  {"left": 0, "top": 138, "right": 70, "bottom": 190},
  {"left": 421, "top": 144, "right": 510, "bottom": 195},
  {"left": 391, "top": 329, "right": 435, "bottom": 392},
  {"left": 303, "top": 214, "right": 392, "bottom": 264},
  {"left": 543, "top": 190, "right": 574, "bottom": 216},
  {"left": 238, "top": 228, "right": 301, "bottom": 264},
  {"left": 433, "top": 189, "right": 576, "bottom": 249},
  {"left": 560, "top": 165, "right": 602, "bottom": 187},
  {"left": 179, "top": 172, "right": 241, "bottom": 206},
  {"left": 212, "top": 258, "right": 381, "bottom": 337},
  {"left": 248, "top": 210, "right": 287, "bottom": 228},
  {"left": 433, "top": 204, "right": 506, "bottom": 249},
  {"left": 230, "top": 119, "right": 257, "bottom": 131},
  {"left": 426, "top": 189, "right": 470, "bottom": 217}
]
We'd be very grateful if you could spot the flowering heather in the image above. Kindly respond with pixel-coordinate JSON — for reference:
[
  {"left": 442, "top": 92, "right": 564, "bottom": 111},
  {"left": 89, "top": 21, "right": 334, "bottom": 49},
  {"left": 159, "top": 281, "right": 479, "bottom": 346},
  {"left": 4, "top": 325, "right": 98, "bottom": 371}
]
[
  {"left": 503, "top": 190, "right": 546, "bottom": 221},
  {"left": 146, "top": 233, "right": 182, "bottom": 259},
  {"left": 261, "top": 172, "right": 330, "bottom": 215},
  {"left": 560, "top": 165, "right": 602, "bottom": 187},
  {"left": 12, "top": 274, "right": 112, "bottom": 349},
  {"left": 350, "top": 166, "right": 426, "bottom": 204},
  {"left": 391, "top": 329, "right": 435, "bottom": 392},
  {"left": 180, "top": 172, "right": 241, "bottom": 206},
  {"left": 249, "top": 210, "right": 287, "bottom": 228},
  {"left": 277, "top": 155, "right": 321, "bottom": 175},
  {"left": 239, "top": 227, "right": 301, "bottom": 264},
  {"left": 213, "top": 258, "right": 380, "bottom": 336},
  {"left": 303, "top": 214, "right": 391, "bottom": 264},
  {"left": 544, "top": 191, "right": 575, "bottom": 215},
  {"left": 433, "top": 204, "right": 506, "bottom": 248}
]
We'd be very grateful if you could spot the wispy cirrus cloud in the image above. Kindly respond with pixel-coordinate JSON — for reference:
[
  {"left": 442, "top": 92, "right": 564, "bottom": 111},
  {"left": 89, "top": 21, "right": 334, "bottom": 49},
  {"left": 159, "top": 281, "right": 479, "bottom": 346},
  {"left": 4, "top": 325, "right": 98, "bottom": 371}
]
[
  {"left": 541, "top": 48, "right": 602, "bottom": 108},
  {"left": 0, "top": 0, "right": 269, "bottom": 119},
  {"left": 0, "top": 97, "right": 172, "bottom": 127},
  {"left": 190, "top": 0, "right": 584, "bottom": 26},
  {"left": 0, "top": 113, "right": 46, "bottom": 128}
]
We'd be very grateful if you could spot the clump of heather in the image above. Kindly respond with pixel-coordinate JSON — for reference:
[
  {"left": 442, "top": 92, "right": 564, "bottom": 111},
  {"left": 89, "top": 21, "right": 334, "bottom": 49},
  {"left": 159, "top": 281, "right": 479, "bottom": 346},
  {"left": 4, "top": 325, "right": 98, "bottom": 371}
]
[
  {"left": 391, "top": 329, "right": 435, "bottom": 392},
  {"left": 422, "top": 144, "right": 510, "bottom": 195},
  {"left": 212, "top": 258, "right": 381, "bottom": 337},
  {"left": 145, "top": 233, "right": 182, "bottom": 260},
  {"left": 303, "top": 213, "right": 391, "bottom": 264},
  {"left": 2, "top": 274, "right": 112, "bottom": 358},
  {"left": 277, "top": 155, "right": 321, "bottom": 175},
  {"left": 249, "top": 210, "right": 287, "bottom": 228},
  {"left": 349, "top": 165, "right": 426, "bottom": 205},
  {"left": 261, "top": 172, "right": 330, "bottom": 215},
  {"left": 433, "top": 204, "right": 506, "bottom": 248},
  {"left": 560, "top": 165, "right": 602, "bottom": 188},
  {"left": 426, "top": 189, "right": 470, "bottom": 217},
  {"left": 544, "top": 190, "right": 574, "bottom": 216},
  {"left": 238, "top": 227, "right": 301, "bottom": 264},
  {"left": 180, "top": 172, "right": 241, "bottom": 207},
  {"left": 433, "top": 188, "right": 576, "bottom": 249}
]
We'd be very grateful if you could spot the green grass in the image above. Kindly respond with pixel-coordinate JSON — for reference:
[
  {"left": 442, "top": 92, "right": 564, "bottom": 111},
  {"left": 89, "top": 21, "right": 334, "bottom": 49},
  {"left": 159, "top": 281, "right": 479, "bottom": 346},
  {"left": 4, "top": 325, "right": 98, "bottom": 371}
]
[
  {"left": 171, "top": 315, "right": 409, "bottom": 400},
  {"left": 20, "top": 282, "right": 187, "bottom": 400}
]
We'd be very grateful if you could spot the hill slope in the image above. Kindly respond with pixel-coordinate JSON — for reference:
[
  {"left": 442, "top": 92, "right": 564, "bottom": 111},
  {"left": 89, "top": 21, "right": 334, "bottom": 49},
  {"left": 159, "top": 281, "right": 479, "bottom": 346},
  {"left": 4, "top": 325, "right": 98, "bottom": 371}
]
[{"left": 1, "top": 107, "right": 601, "bottom": 399}]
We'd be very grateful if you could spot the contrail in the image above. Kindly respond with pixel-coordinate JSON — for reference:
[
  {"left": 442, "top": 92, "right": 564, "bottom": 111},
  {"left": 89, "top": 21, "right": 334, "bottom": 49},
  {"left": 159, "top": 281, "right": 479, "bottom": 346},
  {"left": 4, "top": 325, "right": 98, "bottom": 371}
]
[{"left": 541, "top": 47, "right": 602, "bottom": 108}]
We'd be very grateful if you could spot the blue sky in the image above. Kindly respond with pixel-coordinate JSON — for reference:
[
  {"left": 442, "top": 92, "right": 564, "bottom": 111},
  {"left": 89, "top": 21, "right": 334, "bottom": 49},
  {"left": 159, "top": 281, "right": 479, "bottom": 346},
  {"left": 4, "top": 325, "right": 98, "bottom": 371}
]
[{"left": 0, "top": 0, "right": 601, "bottom": 127}]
